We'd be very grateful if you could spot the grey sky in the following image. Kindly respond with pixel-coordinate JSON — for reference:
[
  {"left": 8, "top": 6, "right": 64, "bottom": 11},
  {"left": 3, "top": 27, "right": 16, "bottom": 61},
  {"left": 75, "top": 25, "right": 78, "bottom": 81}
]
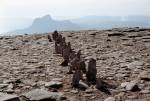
[
  {"left": 0, "top": 0, "right": 150, "bottom": 18},
  {"left": 0, "top": 0, "right": 150, "bottom": 33}
]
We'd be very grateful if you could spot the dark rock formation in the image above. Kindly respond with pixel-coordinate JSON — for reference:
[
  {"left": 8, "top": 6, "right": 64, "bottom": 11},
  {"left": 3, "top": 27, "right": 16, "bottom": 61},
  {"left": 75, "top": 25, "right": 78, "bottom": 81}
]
[
  {"left": 86, "top": 58, "right": 97, "bottom": 83},
  {"left": 52, "top": 30, "right": 59, "bottom": 41},
  {"left": 72, "top": 70, "right": 83, "bottom": 88},
  {"left": 60, "top": 59, "right": 69, "bottom": 67},
  {"left": 55, "top": 42, "right": 62, "bottom": 54},
  {"left": 79, "top": 60, "right": 86, "bottom": 73},
  {"left": 56, "top": 34, "right": 63, "bottom": 44},
  {"left": 96, "top": 78, "right": 111, "bottom": 95}
]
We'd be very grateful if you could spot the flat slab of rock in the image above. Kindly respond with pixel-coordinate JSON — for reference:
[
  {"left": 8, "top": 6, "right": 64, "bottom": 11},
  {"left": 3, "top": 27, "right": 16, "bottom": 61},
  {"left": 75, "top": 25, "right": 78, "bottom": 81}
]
[
  {"left": 121, "top": 80, "right": 140, "bottom": 92},
  {"left": 104, "top": 97, "right": 115, "bottom": 101},
  {"left": 45, "top": 81, "right": 63, "bottom": 89},
  {"left": 139, "top": 71, "right": 150, "bottom": 81},
  {"left": 108, "top": 32, "right": 125, "bottom": 37},
  {"left": 0, "top": 92, "right": 20, "bottom": 101},
  {"left": 22, "top": 89, "right": 64, "bottom": 101}
]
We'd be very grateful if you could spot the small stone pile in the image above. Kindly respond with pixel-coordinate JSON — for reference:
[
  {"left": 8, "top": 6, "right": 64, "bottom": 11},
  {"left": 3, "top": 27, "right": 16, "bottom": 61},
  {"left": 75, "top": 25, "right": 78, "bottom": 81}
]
[{"left": 50, "top": 30, "right": 116, "bottom": 94}]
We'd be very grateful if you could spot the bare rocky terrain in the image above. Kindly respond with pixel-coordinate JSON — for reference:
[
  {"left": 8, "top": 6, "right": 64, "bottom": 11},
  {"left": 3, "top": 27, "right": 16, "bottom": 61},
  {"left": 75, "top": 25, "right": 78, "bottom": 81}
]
[{"left": 0, "top": 27, "right": 150, "bottom": 101}]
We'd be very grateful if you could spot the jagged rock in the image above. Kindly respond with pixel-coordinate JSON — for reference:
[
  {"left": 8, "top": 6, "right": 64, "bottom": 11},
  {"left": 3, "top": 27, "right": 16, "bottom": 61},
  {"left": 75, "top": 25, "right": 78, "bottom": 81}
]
[
  {"left": 72, "top": 70, "right": 83, "bottom": 88},
  {"left": 59, "top": 37, "right": 66, "bottom": 48},
  {"left": 62, "top": 37, "right": 66, "bottom": 43},
  {"left": 79, "top": 60, "right": 87, "bottom": 73},
  {"left": 86, "top": 58, "right": 97, "bottom": 83},
  {"left": 55, "top": 42, "right": 63, "bottom": 54},
  {"left": 67, "top": 42, "right": 72, "bottom": 52},
  {"left": 69, "top": 57, "right": 80, "bottom": 73},
  {"left": 69, "top": 50, "right": 76, "bottom": 60},
  {"left": 52, "top": 30, "right": 59, "bottom": 41},
  {"left": 0, "top": 92, "right": 20, "bottom": 101},
  {"left": 56, "top": 34, "right": 63, "bottom": 44},
  {"left": 62, "top": 45, "right": 70, "bottom": 60},
  {"left": 76, "top": 50, "right": 81, "bottom": 59},
  {"left": 22, "top": 89, "right": 64, "bottom": 101}
]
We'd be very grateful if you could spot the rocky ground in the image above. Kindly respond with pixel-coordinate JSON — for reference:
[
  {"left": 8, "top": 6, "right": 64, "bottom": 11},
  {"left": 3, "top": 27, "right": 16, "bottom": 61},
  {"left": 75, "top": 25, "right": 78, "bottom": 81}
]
[{"left": 0, "top": 27, "right": 150, "bottom": 101}]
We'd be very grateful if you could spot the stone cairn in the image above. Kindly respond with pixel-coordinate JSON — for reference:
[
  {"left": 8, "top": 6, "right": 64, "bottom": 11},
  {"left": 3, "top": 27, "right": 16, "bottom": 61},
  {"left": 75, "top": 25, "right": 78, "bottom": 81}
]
[{"left": 48, "top": 30, "right": 116, "bottom": 94}]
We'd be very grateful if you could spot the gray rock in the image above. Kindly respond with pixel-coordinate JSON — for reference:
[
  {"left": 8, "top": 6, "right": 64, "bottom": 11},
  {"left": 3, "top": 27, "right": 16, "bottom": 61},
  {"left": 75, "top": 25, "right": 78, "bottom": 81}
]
[
  {"left": 23, "top": 89, "right": 64, "bottom": 101},
  {"left": 104, "top": 97, "right": 116, "bottom": 101},
  {"left": 140, "top": 90, "right": 150, "bottom": 94},
  {"left": 0, "top": 84, "right": 9, "bottom": 88},
  {"left": 125, "top": 81, "right": 140, "bottom": 91},
  {"left": 5, "top": 89, "right": 14, "bottom": 93},
  {"left": 121, "top": 82, "right": 129, "bottom": 88},
  {"left": 139, "top": 71, "right": 150, "bottom": 81},
  {"left": 45, "top": 81, "right": 63, "bottom": 89},
  {"left": 0, "top": 92, "right": 20, "bottom": 101},
  {"left": 79, "top": 81, "right": 89, "bottom": 90},
  {"left": 127, "top": 95, "right": 138, "bottom": 99},
  {"left": 70, "top": 90, "right": 78, "bottom": 94}
]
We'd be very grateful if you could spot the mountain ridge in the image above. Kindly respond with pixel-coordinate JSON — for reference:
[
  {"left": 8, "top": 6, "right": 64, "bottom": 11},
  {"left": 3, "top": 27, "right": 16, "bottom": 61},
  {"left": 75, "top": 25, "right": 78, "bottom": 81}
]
[
  {"left": 2, "top": 15, "right": 150, "bottom": 36},
  {"left": 4, "top": 15, "right": 80, "bottom": 35}
]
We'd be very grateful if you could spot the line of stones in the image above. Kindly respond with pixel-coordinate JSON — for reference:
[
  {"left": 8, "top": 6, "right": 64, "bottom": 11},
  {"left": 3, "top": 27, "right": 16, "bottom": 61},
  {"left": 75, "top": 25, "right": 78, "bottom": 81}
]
[{"left": 48, "top": 31, "right": 116, "bottom": 94}]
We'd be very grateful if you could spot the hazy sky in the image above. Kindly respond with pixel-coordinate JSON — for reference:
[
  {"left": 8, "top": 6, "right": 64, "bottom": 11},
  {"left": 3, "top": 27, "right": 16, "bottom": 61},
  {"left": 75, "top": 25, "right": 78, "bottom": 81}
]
[
  {"left": 0, "top": 0, "right": 150, "bottom": 33},
  {"left": 0, "top": 0, "right": 150, "bottom": 18}
]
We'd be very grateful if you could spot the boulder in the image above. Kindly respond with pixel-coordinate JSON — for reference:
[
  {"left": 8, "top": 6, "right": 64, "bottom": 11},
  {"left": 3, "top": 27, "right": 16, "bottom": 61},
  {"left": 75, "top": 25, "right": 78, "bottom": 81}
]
[
  {"left": 22, "top": 89, "right": 64, "bottom": 101},
  {"left": 0, "top": 92, "right": 20, "bottom": 101}
]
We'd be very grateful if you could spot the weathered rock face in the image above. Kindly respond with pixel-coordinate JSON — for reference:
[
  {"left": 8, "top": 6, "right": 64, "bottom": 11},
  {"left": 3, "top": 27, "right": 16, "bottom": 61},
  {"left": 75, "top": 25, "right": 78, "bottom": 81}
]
[{"left": 86, "top": 58, "right": 97, "bottom": 83}]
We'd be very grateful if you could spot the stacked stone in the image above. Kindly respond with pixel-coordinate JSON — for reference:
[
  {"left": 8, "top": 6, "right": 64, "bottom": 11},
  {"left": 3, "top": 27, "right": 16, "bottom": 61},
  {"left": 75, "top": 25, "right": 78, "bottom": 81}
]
[{"left": 49, "top": 31, "right": 116, "bottom": 94}]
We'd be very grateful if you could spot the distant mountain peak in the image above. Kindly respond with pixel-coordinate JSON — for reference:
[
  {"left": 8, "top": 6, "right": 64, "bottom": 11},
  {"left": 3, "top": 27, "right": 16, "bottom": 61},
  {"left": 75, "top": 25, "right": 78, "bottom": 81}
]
[
  {"left": 31, "top": 14, "right": 54, "bottom": 26},
  {"left": 42, "top": 14, "right": 53, "bottom": 20},
  {"left": 5, "top": 14, "right": 80, "bottom": 35}
]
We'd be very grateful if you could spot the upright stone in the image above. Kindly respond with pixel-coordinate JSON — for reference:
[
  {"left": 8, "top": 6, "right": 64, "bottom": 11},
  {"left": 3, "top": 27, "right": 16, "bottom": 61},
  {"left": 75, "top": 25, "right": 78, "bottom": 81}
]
[
  {"left": 56, "top": 34, "right": 62, "bottom": 44},
  {"left": 86, "top": 58, "right": 97, "bottom": 83},
  {"left": 55, "top": 42, "right": 63, "bottom": 54},
  {"left": 79, "top": 60, "right": 86, "bottom": 73},
  {"left": 52, "top": 30, "right": 59, "bottom": 41},
  {"left": 72, "top": 70, "right": 82, "bottom": 88}
]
